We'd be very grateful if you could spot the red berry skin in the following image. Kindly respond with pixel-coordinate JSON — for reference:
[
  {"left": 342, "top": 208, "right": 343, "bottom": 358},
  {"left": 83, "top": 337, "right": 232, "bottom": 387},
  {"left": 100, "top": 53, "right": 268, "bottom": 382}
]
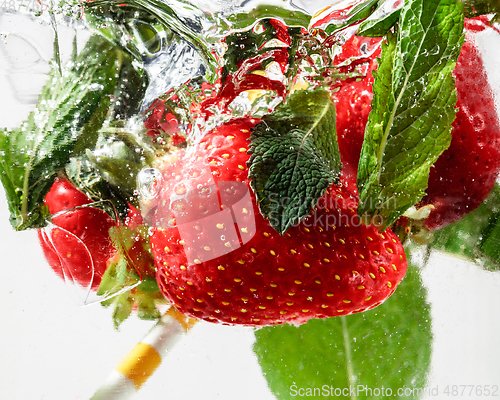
[
  {"left": 423, "top": 17, "right": 500, "bottom": 229},
  {"left": 333, "top": 35, "right": 382, "bottom": 181},
  {"left": 37, "top": 178, "right": 116, "bottom": 290},
  {"left": 151, "top": 119, "right": 407, "bottom": 327}
]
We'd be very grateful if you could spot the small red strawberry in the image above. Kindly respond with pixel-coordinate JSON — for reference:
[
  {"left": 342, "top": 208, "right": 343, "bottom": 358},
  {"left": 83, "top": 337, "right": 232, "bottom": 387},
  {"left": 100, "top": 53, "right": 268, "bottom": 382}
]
[
  {"left": 423, "top": 16, "right": 500, "bottom": 228},
  {"left": 38, "top": 178, "right": 117, "bottom": 289},
  {"left": 151, "top": 118, "right": 407, "bottom": 326},
  {"left": 38, "top": 179, "right": 161, "bottom": 324}
]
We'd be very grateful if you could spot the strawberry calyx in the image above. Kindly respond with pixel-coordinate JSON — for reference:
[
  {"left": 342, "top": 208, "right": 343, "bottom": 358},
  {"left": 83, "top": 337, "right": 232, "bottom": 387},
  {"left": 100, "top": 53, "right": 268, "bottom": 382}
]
[{"left": 98, "top": 207, "right": 167, "bottom": 328}]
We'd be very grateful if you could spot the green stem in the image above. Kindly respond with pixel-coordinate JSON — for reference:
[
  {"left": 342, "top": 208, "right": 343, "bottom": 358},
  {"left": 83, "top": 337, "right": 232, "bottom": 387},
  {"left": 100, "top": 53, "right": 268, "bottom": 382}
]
[{"left": 341, "top": 315, "right": 357, "bottom": 400}]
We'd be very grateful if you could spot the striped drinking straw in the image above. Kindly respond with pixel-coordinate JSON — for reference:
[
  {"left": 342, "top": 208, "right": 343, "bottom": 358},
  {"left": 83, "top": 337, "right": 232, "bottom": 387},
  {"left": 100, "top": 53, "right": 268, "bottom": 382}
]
[{"left": 91, "top": 308, "right": 197, "bottom": 399}]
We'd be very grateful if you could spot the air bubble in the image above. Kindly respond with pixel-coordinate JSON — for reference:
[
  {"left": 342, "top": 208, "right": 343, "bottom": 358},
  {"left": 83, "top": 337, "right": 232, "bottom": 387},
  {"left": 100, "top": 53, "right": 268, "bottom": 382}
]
[{"left": 137, "top": 168, "right": 163, "bottom": 200}]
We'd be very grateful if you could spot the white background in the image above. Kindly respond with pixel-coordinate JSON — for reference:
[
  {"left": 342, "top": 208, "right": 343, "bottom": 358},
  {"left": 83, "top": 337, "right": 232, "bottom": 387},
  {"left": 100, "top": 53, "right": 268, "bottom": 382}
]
[{"left": 2, "top": 5, "right": 500, "bottom": 400}]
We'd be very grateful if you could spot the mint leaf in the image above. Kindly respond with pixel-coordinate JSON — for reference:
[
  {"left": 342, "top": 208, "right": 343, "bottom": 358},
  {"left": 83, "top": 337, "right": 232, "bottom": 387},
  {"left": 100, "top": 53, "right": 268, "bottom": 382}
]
[
  {"left": 357, "top": 9, "right": 400, "bottom": 37},
  {"left": 431, "top": 184, "right": 500, "bottom": 271},
  {"left": 357, "top": 0, "right": 464, "bottom": 228},
  {"left": 0, "top": 35, "right": 125, "bottom": 230},
  {"left": 248, "top": 89, "right": 340, "bottom": 234},
  {"left": 253, "top": 256, "right": 432, "bottom": 399}
]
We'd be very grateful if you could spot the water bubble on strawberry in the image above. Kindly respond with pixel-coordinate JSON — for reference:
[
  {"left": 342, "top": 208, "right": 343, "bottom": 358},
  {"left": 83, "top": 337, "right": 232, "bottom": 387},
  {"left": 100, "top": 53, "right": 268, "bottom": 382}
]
[
  {"left": 40, "top": 223, "right": 97, "bottom": 303},
  {"left": 137, "top": 168, "right": 163, "bottom": 200}
]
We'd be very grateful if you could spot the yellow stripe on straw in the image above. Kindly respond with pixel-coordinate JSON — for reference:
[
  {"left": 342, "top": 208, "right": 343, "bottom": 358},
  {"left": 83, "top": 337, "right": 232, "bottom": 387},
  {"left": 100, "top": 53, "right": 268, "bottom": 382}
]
[
  {"left": 91, "top": 308, "right": 197, "bottom": 400},
  {"left": 116, "top": 342, "right": 162, "bottom": 390}
]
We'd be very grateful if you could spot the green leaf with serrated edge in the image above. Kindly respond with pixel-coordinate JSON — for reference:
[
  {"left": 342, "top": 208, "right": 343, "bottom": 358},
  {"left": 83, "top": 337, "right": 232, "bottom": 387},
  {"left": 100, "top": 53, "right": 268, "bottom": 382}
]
[
  {"left": 0, "top": 35, "right": 124, "bottom": 231},
  {"left": 248, "top": 89, "right": 340, "bottom": 234},
  {"left": 357, "top": 8, "right": 400, "bottom": 37},
  {"left": 431, "top": 184, "right": 500, "bottom": 271},
  {"left": 253, "top": 253, "right": 431, "bottom": 400},
  {"left": 321, "top": 0, "right": 380, "bottom": 35},
  {"left": 357, "top": 0, "right": 464, "bottom": 229}
]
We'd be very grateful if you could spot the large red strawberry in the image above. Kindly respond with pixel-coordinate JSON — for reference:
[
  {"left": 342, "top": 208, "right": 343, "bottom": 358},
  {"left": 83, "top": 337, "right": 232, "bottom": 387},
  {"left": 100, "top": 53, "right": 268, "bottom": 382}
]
[
  {"left": 37, "top": 178, "right": 117, "bottom": 289},
  {"left": 151, "top": 118, "right": 407, "bottom": 327},
  {"left": 423, "top": 16, "right": 500, "bottom": 228}
]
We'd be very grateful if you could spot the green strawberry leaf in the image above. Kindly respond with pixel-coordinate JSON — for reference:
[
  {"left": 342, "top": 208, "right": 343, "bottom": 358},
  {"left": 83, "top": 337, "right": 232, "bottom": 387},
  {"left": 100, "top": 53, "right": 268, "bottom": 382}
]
[
  {"left": 0, "top": 35, "right": 125, "bottom": 231},
  {"left": 253, "top": 253, "right": 431, "bottom": 399},
  {"left": 357, "top": 8, "right": 401, "bottom": 37},
  {"left": 357, "top": 0, "right": 464, "bottom": 229},
  {"left": 319, "top": 0, "right": 379, "bottom": 35},
  {"left": 136, "top": 291, "right": 162, "bottom": 321},
  {"left": 111, "top": 292, "right": 134, "bottom": 330},
  {"left": 222, "top": 19, "right": 302, "bottom": 83},
  {"left": 65, "top": 157, "right": 131, "bottom": 220},
  {"left": 248, "top": 88, "right": 340, "bottom": 235},
  {"left": 138, "top": 276, "right": 161, "bottom": 294},
  {"left": 430, "top": 184, "right": 500, "bottom": 272},
  {"left": 97, "top": 249, "right": 134, "bottom": 300},
  {"left": 101, "top": 283, "right": 163, "bottom": 330},
  {"left": 98, "top": 224, "right": 164, "bottom": 328},
  {"left": 109, "top": 53, "right": 149, "bottom": 122},
  {"left": 225, "top": 5, "right": 311, "bottom": 31},
  {"left": 85, "top": 128, "right": 156, "bottom": 201}
]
